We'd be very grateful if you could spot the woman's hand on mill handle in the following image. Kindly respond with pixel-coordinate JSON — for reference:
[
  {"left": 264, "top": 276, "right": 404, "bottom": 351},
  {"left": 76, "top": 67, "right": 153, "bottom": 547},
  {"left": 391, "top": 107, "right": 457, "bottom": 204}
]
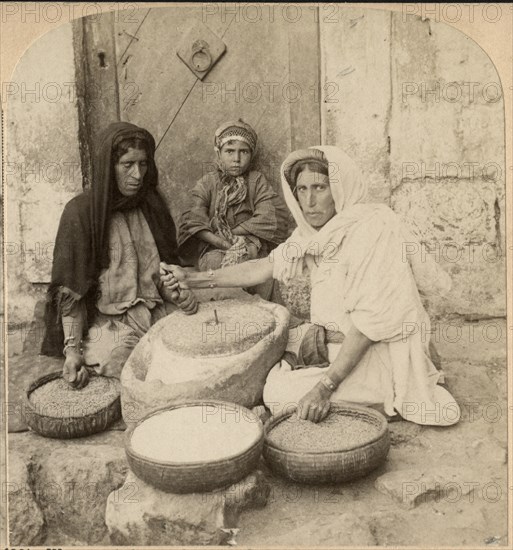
[
  {"left": 176, "top": 289, "right": 199, "bottom": 315},
  {"left": 160, "top": 262, "right": 189, "bottom": 291},
  {"left": 159, "top": 263, "right": 198, "bottom": 314}
]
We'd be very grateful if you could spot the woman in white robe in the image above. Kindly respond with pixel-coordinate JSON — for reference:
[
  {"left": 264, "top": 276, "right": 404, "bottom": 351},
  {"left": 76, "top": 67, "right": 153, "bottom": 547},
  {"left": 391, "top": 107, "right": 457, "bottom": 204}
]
[{"left": 162, "top": 146, "right": 460, "bottom": 426}]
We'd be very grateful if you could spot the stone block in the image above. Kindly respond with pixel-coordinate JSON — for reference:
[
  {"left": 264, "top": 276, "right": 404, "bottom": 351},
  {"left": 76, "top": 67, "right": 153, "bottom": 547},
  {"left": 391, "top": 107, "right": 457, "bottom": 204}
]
[
  {"left": 389, "top": 13, "right": 504, "bottom": 180},
  {"left": 6, "top": 22, "right": 82, "bottom": 326},
  {"left": 430, "top": 320, "right": 506, "bottom": 365},
  {"left": 105, "top": 469, "right": 270, "bottom": 546},
  {"left": 7, "top": 353, "right": 62, "bottom": 432},
  {"left": 9, "top": 427, "right": 126, "bottom": 456},
  {"left": 486, "top": 363, "right": 508, "bottom": 401},
  {"left": 321, "top": 7, "right": 392, "bottom": 204},
  {"left": 392, "top": 177, "right": 505, "bottom": 317},
  {"left": 469, "top": 438, "right": 507, "bottom": 466},
  {"left": 375, "top": 467, "right": 475, "bottom": 509},
  {"left": 417, "top": 415, "right": 505, "bottom": 467},
  {"left": 442, "top": 361, "right": 501, "bottom": 405},
  {"left": 392, "top": 178, "right": 498, "bottom": 244},
  {"left": 34, "top": 444, "right": 129, "bottom": 544},
  {"left": 8, "top": 451, "right": 46, "bottom": 545},
  {"left": 388, "top": 421, "right": 423, "bottom": 446}
]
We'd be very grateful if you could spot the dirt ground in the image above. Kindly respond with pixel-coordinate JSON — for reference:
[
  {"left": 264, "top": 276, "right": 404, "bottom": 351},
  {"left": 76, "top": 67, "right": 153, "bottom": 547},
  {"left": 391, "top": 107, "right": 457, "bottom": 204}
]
[
  {"left": 7, "top": 318, "right": 509, "bottom": 547},
  {"left": 236, "top": 318, "right": 510, "bottom": 547}
]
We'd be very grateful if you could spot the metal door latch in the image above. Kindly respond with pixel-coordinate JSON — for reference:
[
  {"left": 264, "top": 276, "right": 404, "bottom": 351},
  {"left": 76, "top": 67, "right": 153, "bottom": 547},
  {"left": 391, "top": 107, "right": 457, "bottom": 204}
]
[
  {"left": 177, "top": 19, "right": 226, "bottom": 80},
  {"left": 191, "top": 39, "right": 212, "bottom": 72}
]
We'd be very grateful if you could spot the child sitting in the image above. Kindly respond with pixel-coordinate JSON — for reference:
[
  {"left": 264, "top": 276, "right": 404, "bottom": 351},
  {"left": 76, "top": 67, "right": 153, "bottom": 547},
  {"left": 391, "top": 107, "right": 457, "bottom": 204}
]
[{"left": 178, "top": 119, "right": 288, "bottom": 297}]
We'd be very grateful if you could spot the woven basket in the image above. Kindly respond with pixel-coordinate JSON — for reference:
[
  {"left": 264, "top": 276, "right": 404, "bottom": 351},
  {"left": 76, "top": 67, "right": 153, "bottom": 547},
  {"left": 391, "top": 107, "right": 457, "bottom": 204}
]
[
  {"left": 24, "top": 370, "right": 121, "bottom": 439},
  {"left": 263, "top": 403, "right": 390, "bottom": 484},
  {"left": 125, "top": 400, "right": 264, "bottom": 493}
]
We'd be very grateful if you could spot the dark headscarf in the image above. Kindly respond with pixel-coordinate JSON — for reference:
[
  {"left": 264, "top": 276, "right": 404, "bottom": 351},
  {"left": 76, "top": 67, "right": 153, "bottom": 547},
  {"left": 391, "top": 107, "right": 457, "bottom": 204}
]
[
  {"left": 91, "top": 122, "right": 179, "bottom": 268},
  {"left": 41, "top": 122, "right": 180, "bottom": 356}
]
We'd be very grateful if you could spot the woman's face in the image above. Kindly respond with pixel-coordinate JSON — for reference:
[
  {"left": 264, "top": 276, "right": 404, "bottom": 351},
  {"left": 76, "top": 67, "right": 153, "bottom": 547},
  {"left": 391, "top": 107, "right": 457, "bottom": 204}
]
[
  {"left": 115, "top": 147, "right": 148, "bottom": 197},
  {"left": 296, "top": 169, "right": 336, "bottom": 229}
]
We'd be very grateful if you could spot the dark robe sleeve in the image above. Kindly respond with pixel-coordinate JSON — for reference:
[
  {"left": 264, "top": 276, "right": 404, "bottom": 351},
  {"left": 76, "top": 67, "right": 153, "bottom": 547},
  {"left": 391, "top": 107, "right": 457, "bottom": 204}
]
[
  {"left": 41, "top": 193, "right": 96, "bottom": 356},
  {"left": 142, "top": 189, "right": 181, "bottom": 265}
]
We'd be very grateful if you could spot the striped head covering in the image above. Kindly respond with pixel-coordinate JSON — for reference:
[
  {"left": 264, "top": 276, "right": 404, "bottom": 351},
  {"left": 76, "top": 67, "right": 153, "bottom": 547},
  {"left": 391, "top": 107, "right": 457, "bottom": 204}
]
[{"left": 214, "top": 119, "right": 257, "bottom": 152}]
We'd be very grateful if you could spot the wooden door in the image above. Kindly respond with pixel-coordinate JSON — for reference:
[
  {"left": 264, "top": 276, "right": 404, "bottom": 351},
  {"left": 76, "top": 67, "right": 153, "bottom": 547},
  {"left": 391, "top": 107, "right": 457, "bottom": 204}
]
[{"left": 75, "top": 5, "right": 321, "bottom": 223}]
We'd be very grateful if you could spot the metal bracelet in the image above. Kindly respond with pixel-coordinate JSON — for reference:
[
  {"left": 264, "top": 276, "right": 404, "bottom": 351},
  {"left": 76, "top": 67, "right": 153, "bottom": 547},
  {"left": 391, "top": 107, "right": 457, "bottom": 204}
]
[
  {"left": 207, "top": 269, "right": 216, "bottom": 288},
  {"left": 320, "top": 375, "right": 337, "bottom": 393},
  {"left": 63, "top": 340, "right": 83, "bottom": 357}
]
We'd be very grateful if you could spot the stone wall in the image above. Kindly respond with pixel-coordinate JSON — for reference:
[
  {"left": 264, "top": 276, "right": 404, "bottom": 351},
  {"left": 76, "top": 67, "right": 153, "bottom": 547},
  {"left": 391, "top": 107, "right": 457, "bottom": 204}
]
[
  {"left": 4, "top": 23, "right": 82, "bottom": 351},
  {"left": 5, "top": 7, "right": 506, "bottom": 354},
  {"left": 320, "top": 7, "right": 505, "bottom": 318}
]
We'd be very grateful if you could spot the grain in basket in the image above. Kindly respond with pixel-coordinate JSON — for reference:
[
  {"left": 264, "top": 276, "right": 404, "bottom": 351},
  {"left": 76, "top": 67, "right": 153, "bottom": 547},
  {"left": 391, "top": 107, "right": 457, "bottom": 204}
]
[
  {"left": 29, "top": 376, "right": 120, "bottom": 418},
  {"left": 267, "top": 411, "right": 379, "bottom": 452}
]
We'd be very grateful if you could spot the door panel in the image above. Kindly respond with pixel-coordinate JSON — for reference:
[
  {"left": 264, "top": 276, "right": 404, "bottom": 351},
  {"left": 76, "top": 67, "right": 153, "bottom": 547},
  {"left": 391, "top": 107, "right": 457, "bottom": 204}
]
[{"left": 112, "top": 6, "right": 321, "bottom": 221}]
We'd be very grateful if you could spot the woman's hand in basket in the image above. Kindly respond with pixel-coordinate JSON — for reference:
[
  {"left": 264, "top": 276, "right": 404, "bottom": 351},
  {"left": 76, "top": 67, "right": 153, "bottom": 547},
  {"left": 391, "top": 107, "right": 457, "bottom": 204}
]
[
  {"left": 296, "top": 383, "right": 332, "bottom": 423},
  {"left": 63, "top": 351, "right": 89, "bottom": 389}
]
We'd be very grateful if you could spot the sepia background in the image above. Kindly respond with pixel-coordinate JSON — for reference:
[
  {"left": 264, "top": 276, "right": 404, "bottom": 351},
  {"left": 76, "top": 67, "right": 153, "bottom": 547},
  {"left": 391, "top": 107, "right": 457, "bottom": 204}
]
[
  {"left": 4, "top": 3, "right": 506, "bottom": 337},
  {"left": 2, "top": 3, "right": 510, "bottom": 548}
]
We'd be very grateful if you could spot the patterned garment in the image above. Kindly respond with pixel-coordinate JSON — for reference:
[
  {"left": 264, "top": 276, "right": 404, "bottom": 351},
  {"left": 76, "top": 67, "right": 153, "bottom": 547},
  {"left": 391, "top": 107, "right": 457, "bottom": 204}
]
[
  {"left": 210, "top": 168, "right": 247, "bottom": 245},
  {"left": 220, "top": 236, "right": 250, "bottom": 267},
  {"left": 177, "top": 169, "right": 289, "bottom": 266},
  {"left": 214, "top": 119, "right": 257, "bottom": 151},
  {"left": 284, "top": 324, "right": 345, "bottom": 370}
]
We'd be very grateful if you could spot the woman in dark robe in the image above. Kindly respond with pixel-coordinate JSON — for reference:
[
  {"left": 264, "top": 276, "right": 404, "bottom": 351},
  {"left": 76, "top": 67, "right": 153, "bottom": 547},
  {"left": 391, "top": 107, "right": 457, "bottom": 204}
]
[{"left": 41, "top": 122, "right": 197, "bottom": 388}]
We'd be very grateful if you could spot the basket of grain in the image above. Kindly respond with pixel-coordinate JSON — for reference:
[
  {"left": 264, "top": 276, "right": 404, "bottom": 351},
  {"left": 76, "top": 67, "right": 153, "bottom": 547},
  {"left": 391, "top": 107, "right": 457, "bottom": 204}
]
[
  {"left": 263, "top": 403, "right": 390, "bottom": 484},
  {"left": 125, "top": 400, "right": 264, "bottom": 493},
  {"left": 24, "top": 370, "right": 121, "bottom": 439}
]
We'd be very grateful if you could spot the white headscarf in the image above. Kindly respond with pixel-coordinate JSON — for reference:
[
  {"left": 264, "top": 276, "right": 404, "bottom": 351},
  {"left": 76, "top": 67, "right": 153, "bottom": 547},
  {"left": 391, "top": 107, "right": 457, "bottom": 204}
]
[
  {"left": 272, "top": 146, "right": 451, "bottom": 299},
  {"left": 282, "top": 146, "right": 367, "bottom": 235},
  {"left": 273, "top": 146, "right": 384, "bottom": 283}
]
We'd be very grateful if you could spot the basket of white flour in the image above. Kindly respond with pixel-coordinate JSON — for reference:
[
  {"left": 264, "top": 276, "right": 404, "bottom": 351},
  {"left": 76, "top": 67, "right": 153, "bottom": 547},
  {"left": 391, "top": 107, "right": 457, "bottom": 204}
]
[{"left": 125, "top": 400, "right": 264, "bottom": 493}]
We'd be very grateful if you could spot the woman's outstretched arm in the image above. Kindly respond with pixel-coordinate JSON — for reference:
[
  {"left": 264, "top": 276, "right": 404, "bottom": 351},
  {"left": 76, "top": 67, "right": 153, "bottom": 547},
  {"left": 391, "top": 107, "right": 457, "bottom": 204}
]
[{"left": 161, "top": 257, "right": 273, "bottom": 291}]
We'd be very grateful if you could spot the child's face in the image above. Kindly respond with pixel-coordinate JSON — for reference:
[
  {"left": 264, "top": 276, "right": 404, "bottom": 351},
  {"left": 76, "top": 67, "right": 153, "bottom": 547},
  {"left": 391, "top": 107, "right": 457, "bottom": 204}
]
[{"left": 217, "top": 140, "right": 252, "bottom": 176}]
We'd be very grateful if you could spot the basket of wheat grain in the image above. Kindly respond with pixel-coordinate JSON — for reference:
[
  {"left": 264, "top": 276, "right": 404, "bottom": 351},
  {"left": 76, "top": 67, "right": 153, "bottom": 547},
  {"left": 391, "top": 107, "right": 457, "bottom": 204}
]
[
  {"left": 263, "top": 403, "right": 390, "bottom": 484},
  {"left": 24, "top": 370, "right": 121, "bottom": 439},
  {"left": 125, "top": 400, "right": 264, "bottom": 493}
]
